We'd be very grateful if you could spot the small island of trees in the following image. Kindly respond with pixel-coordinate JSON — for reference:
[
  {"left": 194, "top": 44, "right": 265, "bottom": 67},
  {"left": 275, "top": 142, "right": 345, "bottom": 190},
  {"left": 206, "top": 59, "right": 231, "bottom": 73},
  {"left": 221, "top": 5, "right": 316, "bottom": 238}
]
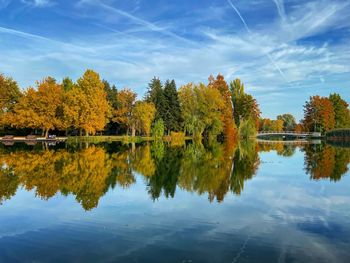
[{"left": 0, "top": 69, "right": 349, "bottom": 141}]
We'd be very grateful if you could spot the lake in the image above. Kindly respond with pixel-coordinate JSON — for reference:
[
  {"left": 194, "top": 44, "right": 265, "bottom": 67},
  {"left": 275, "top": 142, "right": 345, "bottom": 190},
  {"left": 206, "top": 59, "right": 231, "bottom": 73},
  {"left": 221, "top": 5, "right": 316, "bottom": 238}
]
[{"left": 0, "top": 140, "right": 349, "bottom": 263}]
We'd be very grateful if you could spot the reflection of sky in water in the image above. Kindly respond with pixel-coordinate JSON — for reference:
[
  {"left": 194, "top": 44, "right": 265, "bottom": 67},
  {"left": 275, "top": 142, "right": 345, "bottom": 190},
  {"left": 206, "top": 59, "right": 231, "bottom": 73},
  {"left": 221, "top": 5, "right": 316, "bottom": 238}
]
[{"left": 0, "top": 145, "right": 350, "bottom": 262}]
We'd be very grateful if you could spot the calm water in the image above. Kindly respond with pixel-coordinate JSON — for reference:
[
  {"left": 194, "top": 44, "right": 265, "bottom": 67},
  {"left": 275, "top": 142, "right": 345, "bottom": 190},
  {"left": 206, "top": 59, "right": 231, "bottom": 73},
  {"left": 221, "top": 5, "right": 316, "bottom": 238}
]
[{"left": 0, "top": 140, "right": 350, "bottom": 263}]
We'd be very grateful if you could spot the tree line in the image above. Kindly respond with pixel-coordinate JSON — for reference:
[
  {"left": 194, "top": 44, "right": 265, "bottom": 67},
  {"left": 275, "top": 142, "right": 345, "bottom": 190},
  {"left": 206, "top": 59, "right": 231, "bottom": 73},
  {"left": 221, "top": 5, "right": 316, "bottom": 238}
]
[
  {"left": 258, "top": 94, "right": 350, "bottom": 133},
  {"left": 0, "top": 70, "right": 261, "bottom": 139},
  {"left": 1, "top": 70, "right": 349, "bottom": 138}
]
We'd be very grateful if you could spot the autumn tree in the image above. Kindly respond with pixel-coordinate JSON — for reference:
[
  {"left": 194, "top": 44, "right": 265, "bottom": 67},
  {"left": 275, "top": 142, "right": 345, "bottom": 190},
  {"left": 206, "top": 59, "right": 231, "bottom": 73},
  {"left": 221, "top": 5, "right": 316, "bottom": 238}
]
[
  {"left": 329, "top": 93, "right": 350, "bottom": 128},
  {"left": 303, "top": 96, "right": 335, "bottom": 133},
  {"left": 0, "top": 74, "right": 22, "bottom": 127},
  {"left": 9, "top": 77, "right": 63, "bottom": 137},
  {"left": 131, "top": 101, "right": 156, "bottom": 136},
  {"left": 230, "top": 78, "right": 260, "bottom": 129},
  {"left": 277, "top": 113, "right": 296, "bottom": 131},
  {"left": 208, "top": 74, "right": 236, "bottom": 139},
  {"left": 112, "top": 88, "right": 136, "bottom": 135},
  {"left": 179, "top": 82, "right": 225, "bottom": 139}
]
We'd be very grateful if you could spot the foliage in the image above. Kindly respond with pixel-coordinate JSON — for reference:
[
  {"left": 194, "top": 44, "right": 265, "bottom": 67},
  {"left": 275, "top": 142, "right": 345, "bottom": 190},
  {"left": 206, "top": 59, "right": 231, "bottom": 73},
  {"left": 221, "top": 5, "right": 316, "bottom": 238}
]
[
  {"left": 230, "top": 78, "right": 260, "bottom": 129},
  {"left": 259, "top": 118, "right": 283, "bottom": 132},
  {"left": 0, "top": 74, "right": 22, "bottom": 122},
  {"left": 329, "top": 93, "right": 350, "bottom": 129},
  {"left": 277, "top": 113, "right": 296, "bottom": 131},
  {"left": 179, "top": 82, "right": 225, "bottom": 138},
  {"left": 112, "top": 88, "right": 136, "bottom": 134},
  {"left": 152, "top": 118, "right": 165, "bottom": 139},
  {"left": 208, "top": 74, "right": 237, "bottom": 139},
  {"left": 163, "top": 79, "right": 183, "bottom": 133},
  {"left": 326, "top": 129, "right": 350, "bottom": 138},
  {"left": 303, "top": 96, "right": 335, "bottom": 133},
  {"left": 238, "top": 118, "right": 257, "bottom": 139},
  {"left": 132, "top": 101, "right": 156, "bottom": 136},
  {"left": 8, "top": 77, "right": 63, "bottom": 137},
  {"left": 146, "top": 77, "right": 166, "bottom": 121}
]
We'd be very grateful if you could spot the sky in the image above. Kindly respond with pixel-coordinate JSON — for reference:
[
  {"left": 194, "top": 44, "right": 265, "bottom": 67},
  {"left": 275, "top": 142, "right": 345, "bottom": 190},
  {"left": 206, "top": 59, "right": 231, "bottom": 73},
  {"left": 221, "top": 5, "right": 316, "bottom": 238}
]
[{"left": 0, "top": 0, "right": 349, "bottom": 120}]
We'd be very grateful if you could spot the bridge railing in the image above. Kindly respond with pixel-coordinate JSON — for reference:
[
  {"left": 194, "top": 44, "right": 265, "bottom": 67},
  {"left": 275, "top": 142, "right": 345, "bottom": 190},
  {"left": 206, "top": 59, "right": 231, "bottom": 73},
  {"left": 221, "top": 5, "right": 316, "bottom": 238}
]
[{"left": 257, "top": 131, "right": 322, "bottom": 136}]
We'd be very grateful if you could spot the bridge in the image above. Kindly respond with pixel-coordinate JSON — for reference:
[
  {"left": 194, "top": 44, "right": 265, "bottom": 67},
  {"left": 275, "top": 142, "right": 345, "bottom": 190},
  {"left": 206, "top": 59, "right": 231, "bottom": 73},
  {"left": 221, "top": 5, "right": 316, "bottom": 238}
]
[{"left": 257, "top": 131, "right": 322, "bottom": 139}]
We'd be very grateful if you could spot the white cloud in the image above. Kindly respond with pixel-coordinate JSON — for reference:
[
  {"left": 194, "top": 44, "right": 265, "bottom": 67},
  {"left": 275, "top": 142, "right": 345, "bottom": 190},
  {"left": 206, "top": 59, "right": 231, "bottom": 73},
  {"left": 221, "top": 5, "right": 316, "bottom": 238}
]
[
  {"left": 0, "top": 0, "right": 349, "bottom": 118},
  {"left": 21, "top": 0, "right": 53, "bottom": 8}
]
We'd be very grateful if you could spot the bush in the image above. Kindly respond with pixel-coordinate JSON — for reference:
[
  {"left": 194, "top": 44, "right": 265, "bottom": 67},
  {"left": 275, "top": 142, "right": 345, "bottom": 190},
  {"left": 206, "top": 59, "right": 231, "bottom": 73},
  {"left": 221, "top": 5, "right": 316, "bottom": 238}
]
[{"left": 152, "top": 119, "right": 164, "bottom": 139}]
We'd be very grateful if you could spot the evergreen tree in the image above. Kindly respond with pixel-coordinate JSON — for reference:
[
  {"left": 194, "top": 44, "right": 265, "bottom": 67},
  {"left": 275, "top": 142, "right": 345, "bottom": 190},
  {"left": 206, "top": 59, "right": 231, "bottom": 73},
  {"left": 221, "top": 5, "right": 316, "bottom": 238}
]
[
  {"left": 145, "top": 77, "right": 167, "bottom": 124},
  {"left": 62, "top": 77, "right": 75, "bottom": 91},
  {"left": 163, "top": 79, "right": 183, "bottom": 133},
  {"left": 103, "top": 80, "right": 118, "bottom": 108}
]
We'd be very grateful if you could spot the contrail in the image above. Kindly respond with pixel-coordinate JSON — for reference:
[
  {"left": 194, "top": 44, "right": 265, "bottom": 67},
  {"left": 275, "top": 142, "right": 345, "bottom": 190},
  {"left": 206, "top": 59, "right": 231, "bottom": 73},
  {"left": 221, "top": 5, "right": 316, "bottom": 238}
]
[
  {"left": 227, "top": 0, "right": 289, "bottom": 83},
  {"left": 227, "top": 0, "right": 251, "bottom": 33}
]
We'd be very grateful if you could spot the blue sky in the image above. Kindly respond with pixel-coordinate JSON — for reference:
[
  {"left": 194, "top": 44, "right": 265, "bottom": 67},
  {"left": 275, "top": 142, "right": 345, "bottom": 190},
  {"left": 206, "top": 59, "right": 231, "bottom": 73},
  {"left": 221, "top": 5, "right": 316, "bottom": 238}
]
[{"left": 0, "top": 0, "right": 349, "bottom": 120}]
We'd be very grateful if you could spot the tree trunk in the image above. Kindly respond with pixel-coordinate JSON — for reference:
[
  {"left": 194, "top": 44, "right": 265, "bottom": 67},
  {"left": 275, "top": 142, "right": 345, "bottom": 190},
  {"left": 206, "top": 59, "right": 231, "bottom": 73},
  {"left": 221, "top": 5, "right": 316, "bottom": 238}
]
[
  {"left": 45, "top": 129, "right": 49, "bottom": 138},
  {"left": 85, "top": 130, "right": 89, "bottom": 137},
  {"left": 41, "top": 130, "right": 45, "bottom": 136},
  {"left": 79, "top": 129, "right": 82, "bottom": 137},
  {"left": 131, "top": 125, "right": 136, "bottom": 137}
]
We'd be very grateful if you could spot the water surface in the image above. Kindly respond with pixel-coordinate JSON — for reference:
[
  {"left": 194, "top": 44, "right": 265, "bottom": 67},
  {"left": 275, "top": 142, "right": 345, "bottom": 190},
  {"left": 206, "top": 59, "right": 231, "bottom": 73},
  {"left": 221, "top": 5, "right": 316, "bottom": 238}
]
[{"left": 0, "top": 140, "right": 349, "bottom": 262}]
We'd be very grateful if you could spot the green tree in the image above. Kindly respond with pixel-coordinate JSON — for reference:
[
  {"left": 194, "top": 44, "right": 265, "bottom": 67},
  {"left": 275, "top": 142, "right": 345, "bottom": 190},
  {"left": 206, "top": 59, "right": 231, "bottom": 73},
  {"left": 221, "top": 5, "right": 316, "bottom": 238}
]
[
  {"left": 238, "top": 118, "right": 257, "bottom": 139},
  {"left": 163, "top": 79, "right": 183, "bottom": 133},
  {"left": 178, "top": 83, "right": 225, "bottom": 139},
  {"left": 62, "top": 77, "right": 75, "bottom": 91},
  {"left": 277, "top": 113, "right": 296, "bottom": 131},
  {"left": 152, "top": 118, "right": 165, "bottom": 139},
  {"left": 230, "top": 78, "right": 260, "bottom": 129},
  {"left": 146, "top": 77, "right": 166, "bottom": 122},
  {"left": 0, "top": 74, "right": 22, "bottom": 127},
  {"left": 329, "top": 93, "right": 350, "bottom": 128}
]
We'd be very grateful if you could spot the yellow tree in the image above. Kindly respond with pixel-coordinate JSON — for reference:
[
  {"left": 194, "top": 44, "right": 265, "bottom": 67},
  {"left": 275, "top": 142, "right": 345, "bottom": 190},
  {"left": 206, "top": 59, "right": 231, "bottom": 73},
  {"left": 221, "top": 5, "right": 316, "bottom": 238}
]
[
  {"left": 6, "top": 87, "right": 41, "bottom": 131},
  {"left": 113, "top": 88, "right": 136, "bottom": 135},
  {"left": 77, "top": 70, "right": 110, "bottom": 135},
  {"left": 132, "top": 101, "right": 156, "bottom": 136},
  {"left": 63, "top": 70, "right": 110, "bottom": 136},
  {"left": 36, "top": 77, "right": 64, "bottom": 137},
  {"left": 8, "top": 77, "right": 63, "bottom": 137}
]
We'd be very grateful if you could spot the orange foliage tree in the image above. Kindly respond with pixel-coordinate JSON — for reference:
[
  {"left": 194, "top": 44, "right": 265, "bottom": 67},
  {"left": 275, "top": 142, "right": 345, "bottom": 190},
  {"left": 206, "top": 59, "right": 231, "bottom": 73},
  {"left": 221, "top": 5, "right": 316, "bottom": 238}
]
[
  {"left": 303, "top": 96, "right": 335, "bottom": 133},
  {"left": 208, "top": 74, "right": 237, "bottom": 139}
]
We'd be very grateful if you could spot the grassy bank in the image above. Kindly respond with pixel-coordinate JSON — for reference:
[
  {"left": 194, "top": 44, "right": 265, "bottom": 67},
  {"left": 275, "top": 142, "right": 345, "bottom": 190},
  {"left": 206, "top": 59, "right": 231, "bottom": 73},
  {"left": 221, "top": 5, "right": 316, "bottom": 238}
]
[{"left": 66, "top": 135, "right": 192, "bottom": 144}]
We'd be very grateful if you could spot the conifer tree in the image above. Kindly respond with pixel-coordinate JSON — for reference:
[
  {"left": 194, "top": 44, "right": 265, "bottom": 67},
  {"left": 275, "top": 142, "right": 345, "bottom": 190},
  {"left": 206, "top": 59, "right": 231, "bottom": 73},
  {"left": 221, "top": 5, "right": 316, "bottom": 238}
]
[
  {"left": 145, "top": 77, "right": 166, "bottom": 122},
  {"left": 163, "top": 79, "right": 183, "bottom": 133}
]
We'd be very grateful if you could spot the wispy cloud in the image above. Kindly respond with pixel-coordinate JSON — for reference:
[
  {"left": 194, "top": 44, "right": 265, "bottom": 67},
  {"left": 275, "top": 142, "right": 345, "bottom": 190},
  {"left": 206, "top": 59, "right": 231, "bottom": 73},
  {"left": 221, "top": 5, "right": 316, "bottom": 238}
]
[
  {"left": 21, "top": 0, "right": 54, "bottom": 8},
  {"left": 0, "top": 0, "right": 349, "bottom": 119}
]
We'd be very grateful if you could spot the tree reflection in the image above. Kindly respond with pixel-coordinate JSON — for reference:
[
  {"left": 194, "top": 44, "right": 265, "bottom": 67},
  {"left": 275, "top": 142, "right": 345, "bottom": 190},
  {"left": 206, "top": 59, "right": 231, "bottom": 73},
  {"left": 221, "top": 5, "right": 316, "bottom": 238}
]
[
  {"left": 230, "top": 140, "right": 260, "bottom": 195},
  {"left": 303, "top": 144, "right": 350, "bottom": 181},
  {"left": 1, "top": 140, "right": 348, "bottom": 210}
]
